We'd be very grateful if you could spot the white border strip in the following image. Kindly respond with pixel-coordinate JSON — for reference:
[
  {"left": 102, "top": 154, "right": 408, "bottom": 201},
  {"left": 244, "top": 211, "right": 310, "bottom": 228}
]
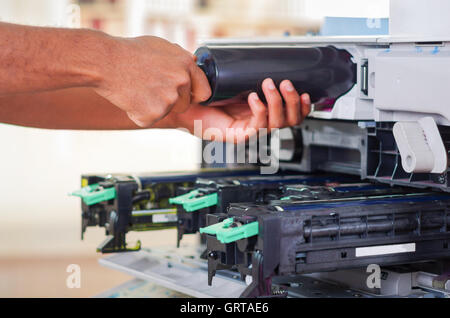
[{"left": 355, "top": 243, "right": 416, "bottom": 257}]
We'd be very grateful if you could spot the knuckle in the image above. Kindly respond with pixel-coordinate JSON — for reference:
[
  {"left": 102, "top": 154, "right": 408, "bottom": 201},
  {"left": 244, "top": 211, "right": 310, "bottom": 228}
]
[
  {"left": 256, "top": 106, "right": 268, "bottom": 117},
  {"left": 134, "top": 121, "right": 146, "bottom": 128},
  {"left": 128, "top": 113, "right": 152, "bottom": 128},
  {"left": 164, "top": 91, "right": 180, "bottom": 106},
  {"left": 176, "top": 73, "right": 191, "bottom": 87},
  {"left": 269, "top": 93, "right": 283, "bottom": 104},
  {"left": 179, "top": 53, "right": 194, "bottom": 66}
]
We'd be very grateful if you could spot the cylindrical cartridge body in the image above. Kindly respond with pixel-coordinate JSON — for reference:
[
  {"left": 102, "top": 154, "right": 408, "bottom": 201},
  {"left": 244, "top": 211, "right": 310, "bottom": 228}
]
[{"left": 195, "top": 46, "right": 356, "bottom": 104}]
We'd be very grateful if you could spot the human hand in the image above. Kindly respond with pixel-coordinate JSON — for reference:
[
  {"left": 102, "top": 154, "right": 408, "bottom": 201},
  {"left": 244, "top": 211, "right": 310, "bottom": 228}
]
[
  {"left": 95, "top": 35, "right": 211, "bottom": 127},
  {"left": 171, "top": 78, "right": 311, "bottom": 143}
]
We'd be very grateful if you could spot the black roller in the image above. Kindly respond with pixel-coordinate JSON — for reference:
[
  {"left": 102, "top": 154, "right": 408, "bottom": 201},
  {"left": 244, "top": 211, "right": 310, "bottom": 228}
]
[{"left": 195, "top": 45, "right": 356, "bottom": 105}]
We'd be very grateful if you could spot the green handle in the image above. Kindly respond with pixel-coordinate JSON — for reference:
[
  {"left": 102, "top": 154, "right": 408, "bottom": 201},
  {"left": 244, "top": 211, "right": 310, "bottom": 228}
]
[
  {"left": 71, "top": 183, "right": 116, "bottom": 206},
  {"left": 200, "top": 218, "right": 258, "bottom": 244},
  {"left": 169, "top": 189, "right": 218, "bottom": 212}
]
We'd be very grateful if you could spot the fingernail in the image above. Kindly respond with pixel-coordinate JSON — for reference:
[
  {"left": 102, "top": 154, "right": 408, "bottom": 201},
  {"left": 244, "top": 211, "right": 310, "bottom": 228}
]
[
  {"left": 267, "top": 79, "right": 276, "bottom": 90},
  {"left": 250, "top": 92, "right": 259, "bottom": 100},
  {"left": 285, "top": 81, "right": 295, "bottom": 92},
  {"left": 302, "top": 93, "right": 311, "bottom": 103}
]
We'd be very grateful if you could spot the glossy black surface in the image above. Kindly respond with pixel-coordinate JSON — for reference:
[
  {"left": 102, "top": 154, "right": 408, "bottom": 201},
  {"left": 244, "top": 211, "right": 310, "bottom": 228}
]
[{"left": 195, "top": 46, "right": 356, "bottom": 105}]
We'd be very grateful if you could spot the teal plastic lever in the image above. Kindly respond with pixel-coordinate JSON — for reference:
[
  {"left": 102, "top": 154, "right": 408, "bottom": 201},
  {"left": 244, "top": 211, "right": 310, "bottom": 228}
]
[
  {"left": 71, "top": 183, "right": 116, "bottom": 206},
  {"left": 169, "top": 189, "right": 218, "bottom": 212},
  {"left": 199, "top": 218, "right": 259, "bottom": 244}
]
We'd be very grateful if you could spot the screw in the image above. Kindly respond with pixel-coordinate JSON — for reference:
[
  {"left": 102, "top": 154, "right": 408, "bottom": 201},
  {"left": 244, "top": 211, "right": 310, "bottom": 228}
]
[{"left": 208, "top": 251, "right": 218, "bottom": 260}]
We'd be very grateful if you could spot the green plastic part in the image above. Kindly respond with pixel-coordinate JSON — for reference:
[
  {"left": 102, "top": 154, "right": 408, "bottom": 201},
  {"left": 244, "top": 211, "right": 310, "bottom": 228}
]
[
  {"left": 199, "top": 218, "right": 259, "bottom": 244},
  {"left": 169, "top": 189, "right": 199, "bottom": 204},
  {"left": 169, "top": 189, "right": 218, "bottom": 212},
  {"left": 71, "top": 183, "right": 116, "bottom": 206},
  {"left": 200, "top": 218, "right": 234, "bottom": 235},
  {"left": 280, "top": 196, "right": 291, "bottom": 201}
]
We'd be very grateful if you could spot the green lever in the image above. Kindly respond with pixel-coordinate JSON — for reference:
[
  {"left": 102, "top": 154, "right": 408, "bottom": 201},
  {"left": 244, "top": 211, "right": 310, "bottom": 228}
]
[
  {"left": 169, "top": 189, "right": 218, "bottom": 212},
  {"left": 169, "top": 189, "right": 200, "bottom": 204},
  {"left": 71, "top": 183, "right": 116, "bottom": 206},
  {"left": 200, "top": 218, "right": 259, "bottom": 244}
]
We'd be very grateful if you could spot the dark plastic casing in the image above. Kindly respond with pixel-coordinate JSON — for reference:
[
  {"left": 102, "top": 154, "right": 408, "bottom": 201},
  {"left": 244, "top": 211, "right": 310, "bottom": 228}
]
[{"left": 195, "top": 45, "right": 356, "bottom": 105}]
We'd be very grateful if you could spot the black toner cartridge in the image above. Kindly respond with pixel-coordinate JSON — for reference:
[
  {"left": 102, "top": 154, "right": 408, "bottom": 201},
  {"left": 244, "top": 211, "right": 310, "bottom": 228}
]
[{"left": 195, "top": 46, "right": 356, "bottom": 104}]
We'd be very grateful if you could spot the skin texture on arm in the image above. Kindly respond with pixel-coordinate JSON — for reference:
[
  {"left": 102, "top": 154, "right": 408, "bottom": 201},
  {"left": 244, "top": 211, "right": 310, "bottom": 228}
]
[
  {"left": 0, "top": 22, "right": 311, "bottom": 140},
  {"left": 0, "top": 23, "right": 103, "bottom": 95},
  {"left": 0, "top": 88, "right": 143, "bottom": 130},
  {"left": 0, "top": 79, "right": 311, "bottom": 144},
  {"left": 0, "top": 22, "right": 211, "bottom": 128}
]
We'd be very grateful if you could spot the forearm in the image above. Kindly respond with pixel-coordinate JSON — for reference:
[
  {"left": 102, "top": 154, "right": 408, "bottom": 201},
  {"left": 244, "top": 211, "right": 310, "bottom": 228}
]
[
  {"left": 0, "top": 88, "right": 176, "bottom": 130},
  {"left": 0, "top": 22, "right": 112, "bottom": 95}
]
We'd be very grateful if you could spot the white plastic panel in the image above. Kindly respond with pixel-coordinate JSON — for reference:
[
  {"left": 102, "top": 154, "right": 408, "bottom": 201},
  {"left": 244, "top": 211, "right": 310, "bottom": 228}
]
[
  {"left": 393, "top": 117, "right": 448, "bottom": 173},
  {"left": 390, "top": 0, "right": 450, "bottom": 38},
  {"left": 374, "top": 44, "right": 450, "bottom": 125}
]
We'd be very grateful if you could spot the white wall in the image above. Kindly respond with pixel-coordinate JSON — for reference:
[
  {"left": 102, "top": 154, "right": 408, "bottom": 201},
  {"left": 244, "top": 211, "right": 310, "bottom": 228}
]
[
  {"left": 0, "top": 125, "right": 201, "bottom": 257},
  {"left": 0, "top": 0, "right": 74, "bottom": 26},
  {"left": 304, "top": 0, "right": 389, "bottom": 18},
  {"left": 0, "top": 0, "right": 201, "bottom": 257}
]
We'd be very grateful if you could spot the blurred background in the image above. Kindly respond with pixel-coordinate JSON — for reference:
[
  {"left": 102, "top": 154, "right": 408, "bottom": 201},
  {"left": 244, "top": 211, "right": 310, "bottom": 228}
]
[{"left": 0, "top": 0, "right": 389, "bottom": 297}]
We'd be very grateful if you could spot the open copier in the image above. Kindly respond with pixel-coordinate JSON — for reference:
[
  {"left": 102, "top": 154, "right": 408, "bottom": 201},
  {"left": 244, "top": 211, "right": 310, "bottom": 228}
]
[{"left": 72, "top": 0, "right": 450, "bottom": 298}]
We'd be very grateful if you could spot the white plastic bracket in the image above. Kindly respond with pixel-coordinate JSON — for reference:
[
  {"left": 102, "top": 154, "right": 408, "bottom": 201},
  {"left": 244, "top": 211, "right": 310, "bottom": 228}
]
[{"left": 393, "top": 117, "right": 448, "bottom": 174}]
